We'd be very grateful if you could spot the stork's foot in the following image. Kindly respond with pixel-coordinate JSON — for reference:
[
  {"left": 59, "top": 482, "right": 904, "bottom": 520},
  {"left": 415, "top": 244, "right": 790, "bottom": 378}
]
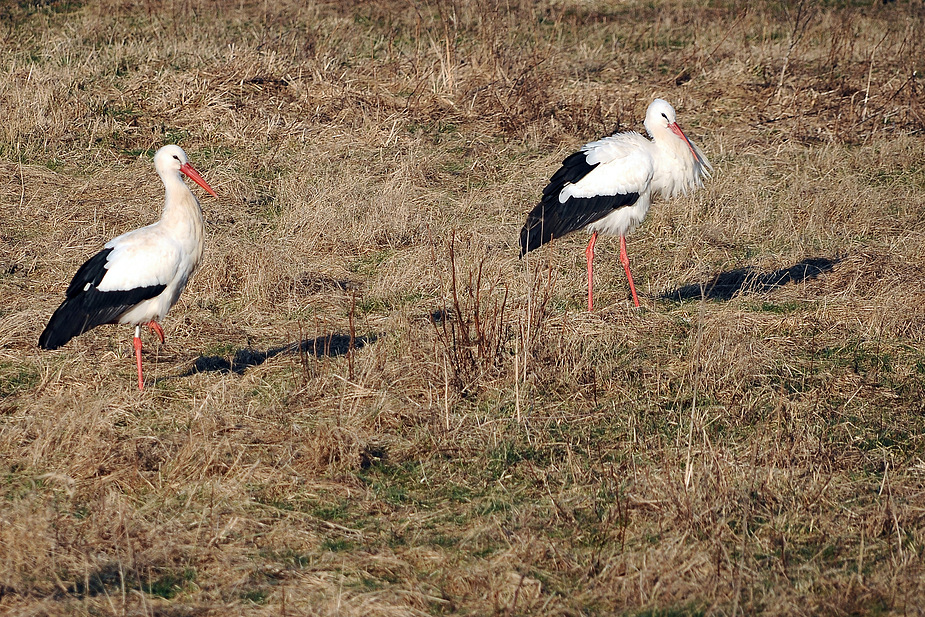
[{"left": 146, "top": 321, "right": 165, "bottom": 343}]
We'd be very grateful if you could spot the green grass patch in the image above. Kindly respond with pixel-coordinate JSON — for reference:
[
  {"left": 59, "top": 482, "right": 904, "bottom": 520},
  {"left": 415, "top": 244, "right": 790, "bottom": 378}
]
[
  {"left": 744, "top": 300, "right": 810, "bottom": 314},
  {"left": 241, "top": 588, "right": 270, "bottom": 604},
  {"left": 321, "top": 537, "right": 355, "bottom": 552},
  {"left": 141, "top": 568, "right": 196, "bottom": 599},
  {"left": 347, "top": 249, "right": 394, "bottom": 277},
  {"left": 0, "top": 362, "right": 39, "bottom": 397}
]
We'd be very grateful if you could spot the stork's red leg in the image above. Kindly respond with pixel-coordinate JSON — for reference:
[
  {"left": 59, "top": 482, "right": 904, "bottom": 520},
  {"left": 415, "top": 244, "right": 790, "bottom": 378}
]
[
  {"left": 134, "top": 325, "right": 144, "bottom": 391},
  {"left": 619, "top": 235, "right": 640, "bottom": 307},
  {"left": 585, "top": 232, "right": 598, "bottom": 311},
  {"left": 147, "top": 321, "right": 165, "bottom": 343}
]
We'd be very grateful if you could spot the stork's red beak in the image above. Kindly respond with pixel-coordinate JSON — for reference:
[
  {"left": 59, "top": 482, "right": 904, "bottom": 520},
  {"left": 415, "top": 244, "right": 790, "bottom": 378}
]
[
  {"left": 669, "top": 122, "right": 702, "bottom": 163},
  {"left": 180, "top": 162, "right": 217, "bottom": 197}
]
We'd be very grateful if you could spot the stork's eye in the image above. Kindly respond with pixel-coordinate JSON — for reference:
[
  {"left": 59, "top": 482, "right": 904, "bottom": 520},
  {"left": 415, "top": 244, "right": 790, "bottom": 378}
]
[
  {"left": 661, "top": 113, "right": 669, "bottom": 120},
  {"left": 173, "top": 155, "right": 181, "bottom": 161}
]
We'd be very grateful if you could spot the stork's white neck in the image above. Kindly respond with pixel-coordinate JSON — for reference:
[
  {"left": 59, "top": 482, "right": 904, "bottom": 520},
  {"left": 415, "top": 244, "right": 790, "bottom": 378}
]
[
  {"left": 650, "top": 129, "right": 707, "bottom": 199},
  {"left": 160, "top": 167, "right": 184, "bottom": 192},
  {"left": 156, "top": 169, "right": 205, "bottom": 239}
]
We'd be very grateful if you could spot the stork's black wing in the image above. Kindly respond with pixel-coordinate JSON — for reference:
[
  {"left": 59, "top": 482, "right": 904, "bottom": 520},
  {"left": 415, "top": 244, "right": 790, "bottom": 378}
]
[
  {"left": 520, "top": 151, "right": 639, "bottom": 256},
  {"left": 38, "top": 248, "right": 166, "bottom": 350}
]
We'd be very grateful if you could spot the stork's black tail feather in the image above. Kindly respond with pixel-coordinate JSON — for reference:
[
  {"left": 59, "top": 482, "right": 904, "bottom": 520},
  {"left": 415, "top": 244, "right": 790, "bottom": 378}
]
[{"left": 39, "top": 296, "right": 106, "bottom": 350}]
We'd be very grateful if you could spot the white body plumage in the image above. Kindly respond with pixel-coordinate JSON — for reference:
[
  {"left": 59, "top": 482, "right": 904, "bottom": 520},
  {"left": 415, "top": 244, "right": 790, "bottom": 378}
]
[
  {"left": 565, "top": 101, "right": 712, "bottom": 238},
  {"left": 101, "top": 159, "right": 207, "bottom": 326}
]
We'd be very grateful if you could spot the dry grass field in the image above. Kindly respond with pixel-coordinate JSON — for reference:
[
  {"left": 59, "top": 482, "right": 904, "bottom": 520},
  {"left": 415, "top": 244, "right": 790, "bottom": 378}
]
[{"left": 2, "top": 0, "right": 925, "bottom": 614}]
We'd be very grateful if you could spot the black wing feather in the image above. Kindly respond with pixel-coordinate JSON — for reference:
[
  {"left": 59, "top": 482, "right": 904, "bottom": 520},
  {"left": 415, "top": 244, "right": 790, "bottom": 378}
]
[
  {"left": 520, "top": 151, "right": 639, "bottom": 256},
  {"left": 38, "top": 248, "right": 166, "bottom": 350},
  {"left": 542, "top": 151, "right": 596, "bottom": 199},
  {"left": 63, "top": 248, "right": 112, "bottom": 298}
]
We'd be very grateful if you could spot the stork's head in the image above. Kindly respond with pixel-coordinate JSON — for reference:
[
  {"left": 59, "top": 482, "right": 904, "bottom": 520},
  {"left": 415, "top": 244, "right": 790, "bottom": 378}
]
[
  {"left": 645, "top": 99, "right": 678, "bottom": 131},
  {"left": 644, "top": 99, "right": 709, "bottom": 168},
  {"left": 154, "top": 144, "right": 217, "bottom": 197},
  {"left": 645, "top": 99, "right": 687, "bottom": 142},
  {"left": 154, "top": 144, "right": 189, "bottom": 174}
]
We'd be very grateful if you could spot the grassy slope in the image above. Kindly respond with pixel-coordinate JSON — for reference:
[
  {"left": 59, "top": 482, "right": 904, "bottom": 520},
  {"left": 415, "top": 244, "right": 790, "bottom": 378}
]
[{"left": 1, "top": 0, "right": 924, "bottom": 614}]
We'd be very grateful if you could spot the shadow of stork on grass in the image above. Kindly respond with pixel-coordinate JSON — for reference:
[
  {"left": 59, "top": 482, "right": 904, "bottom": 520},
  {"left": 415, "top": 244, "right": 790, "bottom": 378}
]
[
  {"left": 183, "top": 333, "right": 378, "bottom": 376},
  {"left": 663, "top": 257, "right": 838, "bottom": 302}
]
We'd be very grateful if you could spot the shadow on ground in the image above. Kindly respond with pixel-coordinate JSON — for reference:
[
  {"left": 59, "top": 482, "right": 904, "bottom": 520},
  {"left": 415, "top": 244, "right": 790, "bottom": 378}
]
[
  {"left": 663, "top": 257, "right": 838, "bottom": 302},
  {"left": 184, "top": 333, "right": 377, "bottom": 376}
]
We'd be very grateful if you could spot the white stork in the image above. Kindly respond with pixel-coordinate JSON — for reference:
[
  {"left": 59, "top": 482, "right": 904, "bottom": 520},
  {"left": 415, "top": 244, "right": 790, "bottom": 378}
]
[
  {"left": 520, "top": 98, "right": 712, "bottom": 310},
  {"left": 39, "top": 144, "right": 217, "bottom": 390}
]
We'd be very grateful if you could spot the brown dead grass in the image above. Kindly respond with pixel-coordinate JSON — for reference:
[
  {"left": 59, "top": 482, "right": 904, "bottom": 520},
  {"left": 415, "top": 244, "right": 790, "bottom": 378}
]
[{"left": 2, "top": 0, "right": 925, "bottom": 615}]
